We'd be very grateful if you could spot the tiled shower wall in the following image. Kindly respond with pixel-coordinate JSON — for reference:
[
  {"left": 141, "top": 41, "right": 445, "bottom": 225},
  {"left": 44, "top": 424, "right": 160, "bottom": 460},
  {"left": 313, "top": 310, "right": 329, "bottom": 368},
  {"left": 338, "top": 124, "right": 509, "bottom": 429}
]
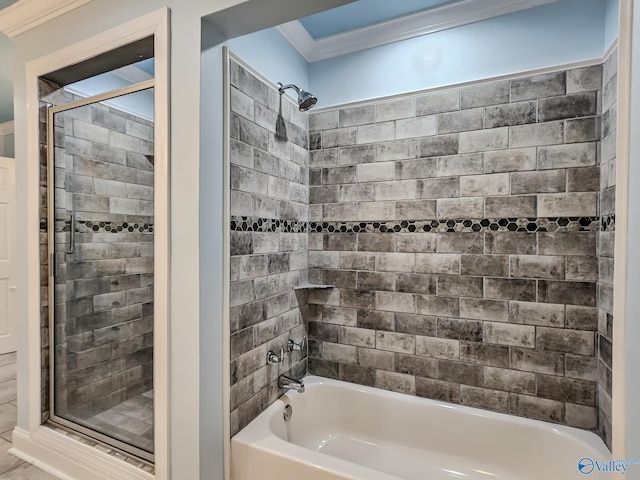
[
  {"left": 598, "top": 47, "right": 617, "bottom": 448},
  {"left": 228, "top": 58, "right": 309, "bottom": 435},
  {"left": 40, "top": 80, "right": 155, "bottom": 420},
  {"left": 306, "top": 66, "right": 604, "bottom": 431}
]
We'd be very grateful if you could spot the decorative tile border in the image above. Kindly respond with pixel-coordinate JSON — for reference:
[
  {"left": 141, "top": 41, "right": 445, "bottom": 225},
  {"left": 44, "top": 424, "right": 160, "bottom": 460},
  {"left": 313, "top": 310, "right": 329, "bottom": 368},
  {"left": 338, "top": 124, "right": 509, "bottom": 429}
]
[
  {"left": 309, "top": 217, "right": 599, "bottom": 233},
  {"left": 231, "top": 216, "right": 308, "bottom": 233},
  {"left": 231, "top": 217, "right": 599, "bottom": 233},
  {"left": 601, "top": 214, "right": 615, "bottom": 232},
  {"left": 75, "top": 221, "right": 154, "bottom": 234}
]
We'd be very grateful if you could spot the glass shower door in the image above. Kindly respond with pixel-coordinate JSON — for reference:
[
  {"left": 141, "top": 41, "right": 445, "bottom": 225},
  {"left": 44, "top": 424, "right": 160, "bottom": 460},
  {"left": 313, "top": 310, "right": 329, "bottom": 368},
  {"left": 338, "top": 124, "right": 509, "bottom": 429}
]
[{"left": 48, "top": 87, "right": 155, "bottom": 460}]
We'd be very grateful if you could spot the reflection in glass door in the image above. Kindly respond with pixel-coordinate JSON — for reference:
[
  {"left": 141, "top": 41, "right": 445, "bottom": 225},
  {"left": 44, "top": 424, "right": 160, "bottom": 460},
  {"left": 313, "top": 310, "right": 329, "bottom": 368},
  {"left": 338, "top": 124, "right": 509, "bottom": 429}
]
[{"left": 48, "top": 85, "right": 155, "bottom": 461}]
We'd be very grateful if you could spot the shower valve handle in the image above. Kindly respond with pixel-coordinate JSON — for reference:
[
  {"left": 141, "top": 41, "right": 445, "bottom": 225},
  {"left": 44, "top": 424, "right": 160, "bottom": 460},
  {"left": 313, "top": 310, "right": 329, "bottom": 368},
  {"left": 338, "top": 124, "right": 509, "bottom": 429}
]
[{"left": 268, "top": 349, "right": 285, "bottom": 365}]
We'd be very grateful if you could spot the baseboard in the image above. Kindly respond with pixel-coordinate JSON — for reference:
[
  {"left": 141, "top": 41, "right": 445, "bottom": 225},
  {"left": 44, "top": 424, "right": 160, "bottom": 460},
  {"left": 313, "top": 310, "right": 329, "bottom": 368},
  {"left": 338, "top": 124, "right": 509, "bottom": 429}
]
[{"left": 10, "top": 427, "right": 154, "bottom": 480}]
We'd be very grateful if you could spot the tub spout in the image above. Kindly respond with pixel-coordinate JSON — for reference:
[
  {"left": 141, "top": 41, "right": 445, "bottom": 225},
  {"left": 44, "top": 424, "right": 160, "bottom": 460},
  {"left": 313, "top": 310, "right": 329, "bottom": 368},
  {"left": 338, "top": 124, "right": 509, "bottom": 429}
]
[{"left": 279, "top": 375, "right": 305, "bottom": 393}]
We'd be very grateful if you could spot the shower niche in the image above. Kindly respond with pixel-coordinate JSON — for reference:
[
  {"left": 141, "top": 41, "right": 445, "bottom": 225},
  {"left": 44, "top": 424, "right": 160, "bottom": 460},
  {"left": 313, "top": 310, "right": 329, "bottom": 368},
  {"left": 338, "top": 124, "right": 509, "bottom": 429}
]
[{"left": 42, "top": 37, "right": 157, "bottom": 462}]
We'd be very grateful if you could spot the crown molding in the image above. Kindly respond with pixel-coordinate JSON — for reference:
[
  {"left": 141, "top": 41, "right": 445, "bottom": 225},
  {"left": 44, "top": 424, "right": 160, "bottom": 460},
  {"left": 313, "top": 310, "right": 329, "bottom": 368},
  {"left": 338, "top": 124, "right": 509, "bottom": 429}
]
[
  {"left": 0, "top": 121, "right": 14, "bottom": 135},
  {"left": 0, "top": 0, "right": 94, "bottom": 38},
  {"left": 279, "top": 0, "right": 561, "bottom": 62}
]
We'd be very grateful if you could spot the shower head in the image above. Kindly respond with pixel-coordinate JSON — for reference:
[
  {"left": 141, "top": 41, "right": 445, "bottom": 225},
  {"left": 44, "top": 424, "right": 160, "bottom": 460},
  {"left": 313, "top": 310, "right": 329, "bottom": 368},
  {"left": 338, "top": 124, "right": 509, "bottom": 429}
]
[{"left": 278, "top": 83, "right": 318, "bottom": 112}]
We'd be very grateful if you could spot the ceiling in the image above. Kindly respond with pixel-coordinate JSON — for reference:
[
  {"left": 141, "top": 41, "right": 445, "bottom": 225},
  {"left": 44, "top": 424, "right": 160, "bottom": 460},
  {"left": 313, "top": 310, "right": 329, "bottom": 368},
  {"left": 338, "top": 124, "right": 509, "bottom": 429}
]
[
  {"left": 299, "top": 0, "right": 453, "bottom": 39},
  {"left": 278, "top": 0, "right": 562, "bottom": 62}
]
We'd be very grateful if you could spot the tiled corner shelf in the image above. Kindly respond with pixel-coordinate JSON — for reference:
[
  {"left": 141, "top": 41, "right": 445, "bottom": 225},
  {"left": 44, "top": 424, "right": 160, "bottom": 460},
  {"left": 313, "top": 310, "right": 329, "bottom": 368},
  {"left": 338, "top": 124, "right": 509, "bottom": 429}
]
[{"left": 293, "top": 284, "right": 335, "bottom": 290}]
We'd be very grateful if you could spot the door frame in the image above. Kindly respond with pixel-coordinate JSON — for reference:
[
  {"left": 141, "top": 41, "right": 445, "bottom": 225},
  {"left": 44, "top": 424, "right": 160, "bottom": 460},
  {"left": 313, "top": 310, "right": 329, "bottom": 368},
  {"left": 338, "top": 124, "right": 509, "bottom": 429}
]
[
  {"left": 0, "top": 156, "right": 16, "bottom": 354},
  {"left": 46, "top": 80, "right": 156, "bottom": 463},
  {"left": 12, "top": 8, "right": 170, "bottom": 480}
]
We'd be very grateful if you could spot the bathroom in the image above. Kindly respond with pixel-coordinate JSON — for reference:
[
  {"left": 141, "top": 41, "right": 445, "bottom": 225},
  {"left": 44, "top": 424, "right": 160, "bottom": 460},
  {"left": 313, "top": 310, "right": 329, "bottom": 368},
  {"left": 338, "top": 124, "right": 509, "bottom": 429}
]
[{"left": 1, "top": 0, "right": 639, "bottom": 478}]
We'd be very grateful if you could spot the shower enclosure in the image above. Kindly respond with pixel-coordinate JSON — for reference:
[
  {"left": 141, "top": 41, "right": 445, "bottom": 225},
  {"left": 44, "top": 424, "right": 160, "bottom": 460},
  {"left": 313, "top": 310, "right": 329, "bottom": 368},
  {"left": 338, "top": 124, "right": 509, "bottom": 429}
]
[{"left": 47, "top": 82, "right": 155, "bottom": 461}]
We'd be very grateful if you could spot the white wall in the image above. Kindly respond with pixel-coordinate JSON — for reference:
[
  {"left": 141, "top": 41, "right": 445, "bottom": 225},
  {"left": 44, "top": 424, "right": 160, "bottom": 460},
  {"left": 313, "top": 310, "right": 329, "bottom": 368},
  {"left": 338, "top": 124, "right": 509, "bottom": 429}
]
[
  {"left": 226, "top": 27, "right": 309, "bottom": 92},
  {"left": 0, "top": 33, "right": 13, "bottom": 123},
  {"left": 622, "top": 0, "right": 640, "bottom": 473},
  {"left": 309, "top": 0, "right": 608, "bottom": 107},
  {"left": 10, "top": 1, "right": 227, "bottom": 478},
  {"left": 605, "top": 0, "right": 620, "bottom": 51},
  {"left": 0, "top": 133, "right": 14, "bottom": 157}
]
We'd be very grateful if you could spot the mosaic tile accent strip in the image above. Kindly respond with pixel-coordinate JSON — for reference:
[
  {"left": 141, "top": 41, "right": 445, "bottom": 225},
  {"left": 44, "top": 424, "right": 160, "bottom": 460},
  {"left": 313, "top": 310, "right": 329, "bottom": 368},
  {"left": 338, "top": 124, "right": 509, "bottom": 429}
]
[
  {"left": 230, "top": 216, "right": 308, "bottom": 233},
  {"left": 601, "top": 214, "right": 615, "bottom": 232},
  {"left": 62, "top": 220, "right": 154, "bottom": 234},
  {"left": 309, "top": 217, "right": 599, "bottom": 233}
]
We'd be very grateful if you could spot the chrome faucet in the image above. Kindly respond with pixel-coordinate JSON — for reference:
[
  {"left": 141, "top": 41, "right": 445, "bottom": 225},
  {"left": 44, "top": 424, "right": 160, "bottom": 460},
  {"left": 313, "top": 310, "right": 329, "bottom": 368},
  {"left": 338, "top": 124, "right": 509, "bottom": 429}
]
[
  {"left": 279, "top": 374, "right": 305, "bottom": 393},
  {"left": 287, "top": 336, "right": 306, "bottom": 353}
]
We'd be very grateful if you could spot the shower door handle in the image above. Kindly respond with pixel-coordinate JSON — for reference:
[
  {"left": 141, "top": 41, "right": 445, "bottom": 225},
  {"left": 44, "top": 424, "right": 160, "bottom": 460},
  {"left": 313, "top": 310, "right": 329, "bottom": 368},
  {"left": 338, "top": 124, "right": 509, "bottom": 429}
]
[{"left": 67, "top": 213, "right": 75, "bottom": 254}]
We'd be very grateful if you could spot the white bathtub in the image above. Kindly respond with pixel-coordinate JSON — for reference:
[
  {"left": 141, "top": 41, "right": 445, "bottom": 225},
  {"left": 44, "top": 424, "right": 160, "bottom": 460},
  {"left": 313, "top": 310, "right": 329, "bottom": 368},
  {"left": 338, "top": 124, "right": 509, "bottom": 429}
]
[{"left": 231, "top": 376, "right": 611, "bottom": 480}]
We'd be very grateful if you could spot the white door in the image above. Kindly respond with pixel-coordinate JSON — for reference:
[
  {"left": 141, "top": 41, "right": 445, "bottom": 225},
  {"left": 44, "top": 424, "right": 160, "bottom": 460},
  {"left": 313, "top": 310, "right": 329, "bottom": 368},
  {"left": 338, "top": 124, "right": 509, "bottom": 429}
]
[{"left": 0, "top": 157, "right": 16, "bottom": 353}]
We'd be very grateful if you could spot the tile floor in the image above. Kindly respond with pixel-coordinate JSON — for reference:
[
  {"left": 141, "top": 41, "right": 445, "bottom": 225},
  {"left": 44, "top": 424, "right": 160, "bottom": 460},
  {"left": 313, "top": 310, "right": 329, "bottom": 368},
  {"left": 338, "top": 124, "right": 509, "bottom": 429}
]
[
  {"left": 86, "top": 390, "right": 154, "bottom": 453},
  {"left": 0, "top": 352, "right": 58, "bottom": 479}
]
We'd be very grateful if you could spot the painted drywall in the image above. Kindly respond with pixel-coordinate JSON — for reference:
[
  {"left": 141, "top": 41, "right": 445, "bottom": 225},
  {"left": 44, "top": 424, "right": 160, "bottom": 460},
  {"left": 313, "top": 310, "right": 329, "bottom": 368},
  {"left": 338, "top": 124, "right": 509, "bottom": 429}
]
[
  {"left": 10, "top": 1, "right": 221, "bottom": 479},
  {"left": 623, "top": 0, "right": 640, "bottom": 467},
  {"left": 309, "top": 0, "right": 607, "bottom": 107},
  {"left": 0, "top": 33, "right": 13, "bottom": 122},
  {"left": 199, "top": 20, "right": 226, "bottom": 480},
  {"left": 299, "top": 0, "right": 450, "bottom": 39},
  {"left": 605, "top": 0, "right": 620, "bottom": 50},
  {"left": 0, "top": 133, "right": 14, "bottom": 157},
  {"left": 226, "top": 27, "right": 310, "bottom": 93}
]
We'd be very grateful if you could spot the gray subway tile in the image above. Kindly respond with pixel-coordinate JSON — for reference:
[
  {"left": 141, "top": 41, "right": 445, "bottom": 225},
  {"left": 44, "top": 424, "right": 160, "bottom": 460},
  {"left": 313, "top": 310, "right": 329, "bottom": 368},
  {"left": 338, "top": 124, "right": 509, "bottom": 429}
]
[
  {"left": 396, "top": 158, "right": 438, "bottom": 180},
  {"left": 459, "top": 127, "right": 508, "bottom": 153},
  {"left": 375, "top": 370, "right": 416, "bottom": 395},
  {"left": 538, "top": 192, "right": 597, "bottom": 217},
  {"left": 438, "top": 197, "right": 484, "bottom": 219},
  {"left": 484, "top": 148, "right": 536, "bottom": 173},
  {"left": 437, "top": 317, "right": 483, "bottom": 342},
  {"left": 537, "top": 374, "right": 596, "bottom": 406},
  {"left": 460, "top": 385, "right": 509, "bottom": 413},
  {"left": 417, "top": 177, "right": 460, "bottom": 198},
  {"left": 485, "top": 101, "right": 536, "bottom": 128},
  {"left": 509, "top": 122, "right": 564, "bottom": 148},
  {"left": 538, "top": 280, "right": 596, "bottom": 307},
  {"left": 511, "top": 347, "right": 564, "bottom": 375},
  {"left": 436, "top": 153, "right": 484, "bottom": 176},
  {"left": 484, "top": 278, "right": 536, "bottom": 302},
  {"left": 376, "top": 98, "right": 416, "bottom": 122},
  {"left": 567, "top": 65, "right": 602, "bottom": 93},
  {"left": 416, "top": 377, "right": 460, "bottom": 403},
  {"left": 416, "top": 90, "right": 460, "bottom": 116},
  {"left": 509, "top": 301, "right": 564, "bottom": 327},
  {"left": 460, "top": 81, "right": 509, "bottom": 109},
  {"left": 416, "top": 336, "right": 459, "bottom": 360},
  {"left": 510, "top": 255, "right": 564, "bottom": 279},
  {"left": 460, "top": 173, "right": 509, "bottom": 197},
  {"left": 484, "top": 196, "right": 536, "bottom": 217},
  {"left": 396, "top": 313, "right": 437, "bottom": 336},
  {"left": 537, "top": 143, "right": 596, "bottom": 169},
  {"left": 511, "top": 170, "right": 566, "bottom": 195},
  {"left": 538, "top": 92, "right": 597, "bottom": 122},
  {"left": 339, "top": 105, "right": 375, "bottom": 127},
  {"left": 459, "top": 297, "right": 509, "bottom": 322},
  {"left": 483, "top": 321, "right": 535, "bottom": 348},
  {"left": 510, "top": 71, "right": 566, "bottom": 101},
  {"left": 460, "top": 342, "right": 509, "bottom": 368},
  {"left": 536, "top": 327, "right": 594, "bottom": 355},
  {"left": 437, "top": 108, "right": 484, "bottom": 134}
]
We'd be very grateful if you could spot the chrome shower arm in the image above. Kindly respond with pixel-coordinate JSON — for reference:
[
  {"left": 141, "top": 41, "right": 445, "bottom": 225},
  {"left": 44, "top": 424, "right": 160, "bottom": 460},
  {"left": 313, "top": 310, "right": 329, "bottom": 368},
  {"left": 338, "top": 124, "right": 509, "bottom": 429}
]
[{"left": 277, "top": 83, "right": 301, "bottom": 95}]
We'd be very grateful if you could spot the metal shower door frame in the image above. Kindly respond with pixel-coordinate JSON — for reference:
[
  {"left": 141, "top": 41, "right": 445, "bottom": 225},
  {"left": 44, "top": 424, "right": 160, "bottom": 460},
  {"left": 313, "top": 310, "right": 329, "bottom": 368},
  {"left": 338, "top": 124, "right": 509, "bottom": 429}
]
[{"left": 46, "top": 79, "right": 155, "bottom": 464}]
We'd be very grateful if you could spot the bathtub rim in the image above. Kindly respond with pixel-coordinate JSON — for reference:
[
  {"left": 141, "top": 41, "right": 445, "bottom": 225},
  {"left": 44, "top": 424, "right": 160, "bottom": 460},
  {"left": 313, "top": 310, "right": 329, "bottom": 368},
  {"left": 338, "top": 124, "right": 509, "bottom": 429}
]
[{"left": 231, "top": 375, "right": 610, "bottom": 479}]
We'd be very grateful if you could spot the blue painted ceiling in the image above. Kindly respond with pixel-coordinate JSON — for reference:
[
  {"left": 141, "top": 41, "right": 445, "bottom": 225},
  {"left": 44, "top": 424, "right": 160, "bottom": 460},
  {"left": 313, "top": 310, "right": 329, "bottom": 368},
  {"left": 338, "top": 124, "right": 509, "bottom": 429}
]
[
  {"left": 298, "top": 0, "right": 455, "bottom": 38},
  {"left": 0, "top": 0, "right": 18, "bottom": 9}
]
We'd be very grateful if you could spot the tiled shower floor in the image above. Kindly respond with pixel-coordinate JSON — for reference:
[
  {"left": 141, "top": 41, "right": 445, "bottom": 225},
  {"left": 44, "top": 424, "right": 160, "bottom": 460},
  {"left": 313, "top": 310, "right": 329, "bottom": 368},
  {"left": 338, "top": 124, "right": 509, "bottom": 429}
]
[{"left": 86, "top": 391, "right": 154, "bottom": 454}]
